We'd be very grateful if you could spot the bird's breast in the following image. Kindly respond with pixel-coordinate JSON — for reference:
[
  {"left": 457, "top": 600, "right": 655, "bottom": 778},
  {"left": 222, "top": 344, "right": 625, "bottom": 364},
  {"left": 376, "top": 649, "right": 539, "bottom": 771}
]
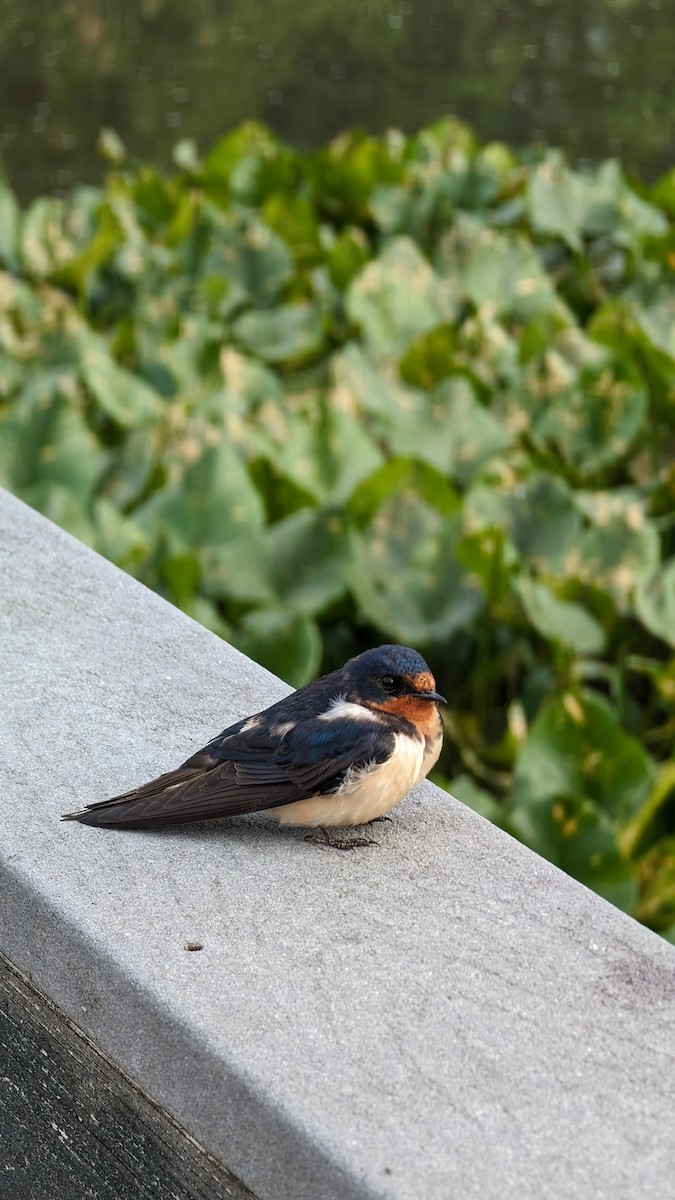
[
  {"left": 419, "top": 710, "right": 443, "bottom": 782},
  {"left": 274, "top": 732, "right": 426, "bottom": 828}
]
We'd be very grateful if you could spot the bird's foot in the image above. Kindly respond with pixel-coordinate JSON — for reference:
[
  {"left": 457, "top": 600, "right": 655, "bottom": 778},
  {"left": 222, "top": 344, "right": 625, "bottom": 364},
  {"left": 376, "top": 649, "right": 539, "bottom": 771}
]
[
  {"left": 370, "top": 815, "right": 393, "bottom": 824},
  {"left": 305, "top": 826, "right": 378, "bottom": 851}
]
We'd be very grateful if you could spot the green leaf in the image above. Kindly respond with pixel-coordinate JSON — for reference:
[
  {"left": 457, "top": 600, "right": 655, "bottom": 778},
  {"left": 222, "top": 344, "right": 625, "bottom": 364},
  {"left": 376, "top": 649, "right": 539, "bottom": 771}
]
[
  {"left": 199, "top": 210, "right": 293, "bottom": 310},
  {"left": 384, "top": 377, "right": 512, "bottom": 482},
  {"left": 261, "top": 192, "right": 321, "bottom": 264},
  {"left": 98, "top": 428, "right": 161, "bottom": 510},
  {"left": 511, "top": 790, "right": 639, "bottom": 912},
  {"left": 351, "top": 495, "right": 483, "bottom": 644},
  {"left": 515, "top": 577, "right": 606, "bottom": 656},
  {"left": 160, "top": 551, "right": 201, "bottom": 606},
  {"left": 618, "top": 185, "right": 668, "bottom": 243},
  {"left": 528, "top": 154, "right": 589, "bottom": 251},
  {"left": 330, "top": 342, "right": 414, "bottom": 418},
  {"left": 308, "top": 131, "right": 404, "bottom": 223},
  {"left": 466, "top": 475, "right": 581, "bottom": 573},
  {"left": 589, "top": 296, "right": 675, "bottom": 398},
  {"left": 233, "top": 303, "right": 325, "bottom": 365},
  {"left": 632, "top": 292, "right": 675, "bottom": 371},
  {"left": 201, "top": 533, "right": 272, "bottom": 605},
  {"left": 80, "top": 338, "right": 163, "bottom": 427},
  {"left": 21, "top": 190, "right": 102, "bottom": 281},
  {"left": 508, "top": 476, "right": 582, "bottom": 568},
  {"left": 326, "top": 227, "right": 370, "bottom": 290},
  {"left": 528, "top": 156, "right": 666, "bottom": 251},
  {"left": 508, "top": 686, "right": 653, "bottom": 912},
  {"left": 456, "top": 527, "right": 511, "bottom": 604},
  {"left": 135, "top": 437, "right": 264, "bottom": 551},
  {"left": 349, "top": 458, "right": 460, "bottom": 527},
  {"left": 399, "top": 324, "right": 456, "bottom": 390},
  {"left": 571, "top": 501, "right": 660, "bottom": 605},
  {"left": 447, "top": 774, "right": 501, "bottom": 821},
  {"left": 524, "top": 358, "right": 647, "bottom": 477},
  {"left": 235, "top": 609, "right": 322, "bottom": 688},
  {"left": 651, "top": 167, "right": 675, "bottom": 217},
  {"left": 512, "top": 690, "right": 653, "bottom": 823},
  {"left": 203, "top": 509, "right": 351, "bottom": 616},
  {"left": 346, "top": 236, "right": 455, "bottom": 359},
  {"left": 267, "top": 399, "right": 383, "bottom": 505},
  {"left": 203, "top": 122, "right": 294, "bottom": 206},
  {"left": 0, "top": 380, "right": 104, "bottom": 500},
  {"left": 635, "top": 837, "right": 675, "bottom": 934},
  {"left": 219, "top": 348, "right": 284, "bottom": 413},
  {"left": 621, "top": 762, "right": 675, "bottom": 861},
  {"left": 93, "top": 497, "right": 149, "bottom": 569},
  {"left": 264, "top": 509, "right": 352, "bottom": 615},
  {"left": 20, "top": 482, "right": 96, "bottom": 547},
  {"left": 635, "top": 560, "right": 675, "bottom": 650},
  {"left": 439, "top": 217, "right": 570, "bottom": 322}
]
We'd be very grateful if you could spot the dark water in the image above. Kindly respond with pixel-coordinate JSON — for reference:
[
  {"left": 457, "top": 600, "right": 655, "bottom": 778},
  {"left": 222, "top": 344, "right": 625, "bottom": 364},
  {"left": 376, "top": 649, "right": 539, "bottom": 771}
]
[{"left": 1, "top": 0, "right": 673, "bottom": 201}]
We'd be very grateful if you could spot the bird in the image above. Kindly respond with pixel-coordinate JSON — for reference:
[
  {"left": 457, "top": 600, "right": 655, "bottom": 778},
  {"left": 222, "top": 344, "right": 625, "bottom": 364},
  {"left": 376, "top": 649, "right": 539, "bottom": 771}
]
[{"left": 62, "top": 644, "right": 446, "bottom": 849}]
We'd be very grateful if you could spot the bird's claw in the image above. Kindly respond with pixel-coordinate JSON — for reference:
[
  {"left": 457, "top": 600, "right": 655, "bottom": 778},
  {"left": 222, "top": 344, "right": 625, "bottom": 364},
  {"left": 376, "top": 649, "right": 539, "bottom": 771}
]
[{"left": 305, "top": 827, "right": 378, "bottom": 851}]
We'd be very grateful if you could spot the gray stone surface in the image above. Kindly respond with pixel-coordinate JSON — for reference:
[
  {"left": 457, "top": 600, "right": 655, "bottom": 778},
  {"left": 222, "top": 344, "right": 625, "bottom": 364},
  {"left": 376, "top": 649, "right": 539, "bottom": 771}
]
[{"left": 1, "top": 485, "right": 675, "bottom": 1200}]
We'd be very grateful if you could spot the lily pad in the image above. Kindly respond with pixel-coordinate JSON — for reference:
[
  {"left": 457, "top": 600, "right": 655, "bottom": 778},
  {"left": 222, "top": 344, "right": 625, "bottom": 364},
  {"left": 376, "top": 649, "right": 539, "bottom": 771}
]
[
  {"left": 438, "top": 217, "right": 570, "bottom": 323},
  {"left": 385, "top": 376, "right": 512, "bottom": 483},
  {"left": 346, "top": 236, "right": 455, "bottom": 360},
  {"left": 0, "top": 379, "right": 104, "bottom": 500},
  {"left": 203, "top": 508, "right": 351, "bottom": 616},
  {"left": 264, "top": 508, "right": 352, "bottom": 615},
  {"left": 524, "top": 360, "right": 647, "bottom": 477},
  {"left": 515, "top": 577, "right": 606, "bottom": 656},
  {"left": 572, "top": 509, "right": 660, "bottom": 606},
  {"left": 512, "top": 690, "right": 653, "bottom": 823},
  {"left": 635, "top": 560, "right": 675, "bottom": 650},
  {"left": 135, "top": 437, "right": 264, "bottom": 551},
  {"left": 233, "top": 303, "right": 325, "bottom": 365},
  {"left": 466, "top": 474, "right": 582, "bottom": 573},
  {"left": 80, "top": 337, "right": 163, "bottom": 427},
  {"left": 199, "top": 209, "right": 293, "bottom": 310},
  {"left": 235, "top": 609, "right": 322, "bottom": 688},
  {"left": 268, "top": 399, "right": 383, "bottom": 505},
  {"left": 351, "top": 494, "right": 483, "bottom": 644}
]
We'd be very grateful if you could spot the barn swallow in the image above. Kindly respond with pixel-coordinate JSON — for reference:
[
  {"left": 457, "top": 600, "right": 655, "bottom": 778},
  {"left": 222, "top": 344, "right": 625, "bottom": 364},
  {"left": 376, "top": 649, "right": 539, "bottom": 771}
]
[{"left": 62, "top": 644, "right": 445, "bottom": 848}]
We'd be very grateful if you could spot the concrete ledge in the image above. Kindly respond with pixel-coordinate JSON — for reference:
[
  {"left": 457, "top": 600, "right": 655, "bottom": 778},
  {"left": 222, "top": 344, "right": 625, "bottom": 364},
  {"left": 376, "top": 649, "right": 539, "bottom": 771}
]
[
  {"left": 2, "top": 486, "right": 675, "bottom": 1200},
  {"left": 0, "top": 952, "right": 254, "bottom": 1200}
]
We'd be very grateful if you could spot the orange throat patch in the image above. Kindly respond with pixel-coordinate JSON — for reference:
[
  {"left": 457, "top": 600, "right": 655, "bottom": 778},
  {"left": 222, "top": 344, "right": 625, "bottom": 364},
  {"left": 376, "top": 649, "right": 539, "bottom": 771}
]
[{"left": 369, "top": 694, "right": 442, "bottom": 739}]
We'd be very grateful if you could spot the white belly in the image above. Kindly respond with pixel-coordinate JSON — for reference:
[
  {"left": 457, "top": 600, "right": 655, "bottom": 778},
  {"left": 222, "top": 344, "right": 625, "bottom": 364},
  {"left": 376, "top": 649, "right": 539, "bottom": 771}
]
[
  {"left": 419, "top": 725, "right": 443, "bottom": 782},
  {"left": 273, "top": 732, "right": 426, "bottom": 828}
]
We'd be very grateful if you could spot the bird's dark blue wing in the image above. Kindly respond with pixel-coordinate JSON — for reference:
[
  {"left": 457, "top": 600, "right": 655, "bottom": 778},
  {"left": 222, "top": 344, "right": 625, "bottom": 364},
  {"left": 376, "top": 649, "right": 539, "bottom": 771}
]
[
  {"left": 63, "top": 708, "right": 393, "bottom": 828},
  {"left": 272, "top": 717, "right": 393, "bottom": 794}
]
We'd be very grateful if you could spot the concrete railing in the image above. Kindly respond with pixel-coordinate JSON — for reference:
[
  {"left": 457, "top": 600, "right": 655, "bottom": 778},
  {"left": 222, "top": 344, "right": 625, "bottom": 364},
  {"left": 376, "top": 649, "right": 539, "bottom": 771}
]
[{"left": 1, "top": 485, "right": 675, "bottom": 1200}]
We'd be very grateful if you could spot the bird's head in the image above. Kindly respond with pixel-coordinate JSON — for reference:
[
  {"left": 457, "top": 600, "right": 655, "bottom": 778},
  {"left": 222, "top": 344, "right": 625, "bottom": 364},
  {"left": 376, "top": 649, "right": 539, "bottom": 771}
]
[{"left": 343, "top": 644, "right": 446, "bottom": 720}]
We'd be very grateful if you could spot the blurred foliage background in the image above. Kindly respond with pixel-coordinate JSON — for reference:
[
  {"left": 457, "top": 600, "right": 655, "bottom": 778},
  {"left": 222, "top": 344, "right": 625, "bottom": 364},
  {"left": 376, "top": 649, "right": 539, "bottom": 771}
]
[
  {"left": 2, "top": 0, "right": 675, "bottom": 200},
  {"left": 1, "top": 118, "right": 674, "bottom": 938}
]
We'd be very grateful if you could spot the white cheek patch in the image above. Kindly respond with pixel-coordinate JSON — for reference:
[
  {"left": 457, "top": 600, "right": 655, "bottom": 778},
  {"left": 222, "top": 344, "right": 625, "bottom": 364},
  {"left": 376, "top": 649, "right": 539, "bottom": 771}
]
[{"left": 318, "top": 696, "right": 381, "bottom": 724}]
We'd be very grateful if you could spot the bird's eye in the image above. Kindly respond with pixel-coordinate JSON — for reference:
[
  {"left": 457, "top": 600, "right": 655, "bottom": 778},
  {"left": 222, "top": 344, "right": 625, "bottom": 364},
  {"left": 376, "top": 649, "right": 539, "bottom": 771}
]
[{"left": 380, "top": 674, "right": 396, "bottom": 691}]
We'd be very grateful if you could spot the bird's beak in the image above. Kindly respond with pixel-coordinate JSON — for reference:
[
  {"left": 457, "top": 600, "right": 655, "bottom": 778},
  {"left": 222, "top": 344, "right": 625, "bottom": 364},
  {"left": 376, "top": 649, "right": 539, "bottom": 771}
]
[{"left": 415, "top": 689, "right": 447, "bottom": 704}]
